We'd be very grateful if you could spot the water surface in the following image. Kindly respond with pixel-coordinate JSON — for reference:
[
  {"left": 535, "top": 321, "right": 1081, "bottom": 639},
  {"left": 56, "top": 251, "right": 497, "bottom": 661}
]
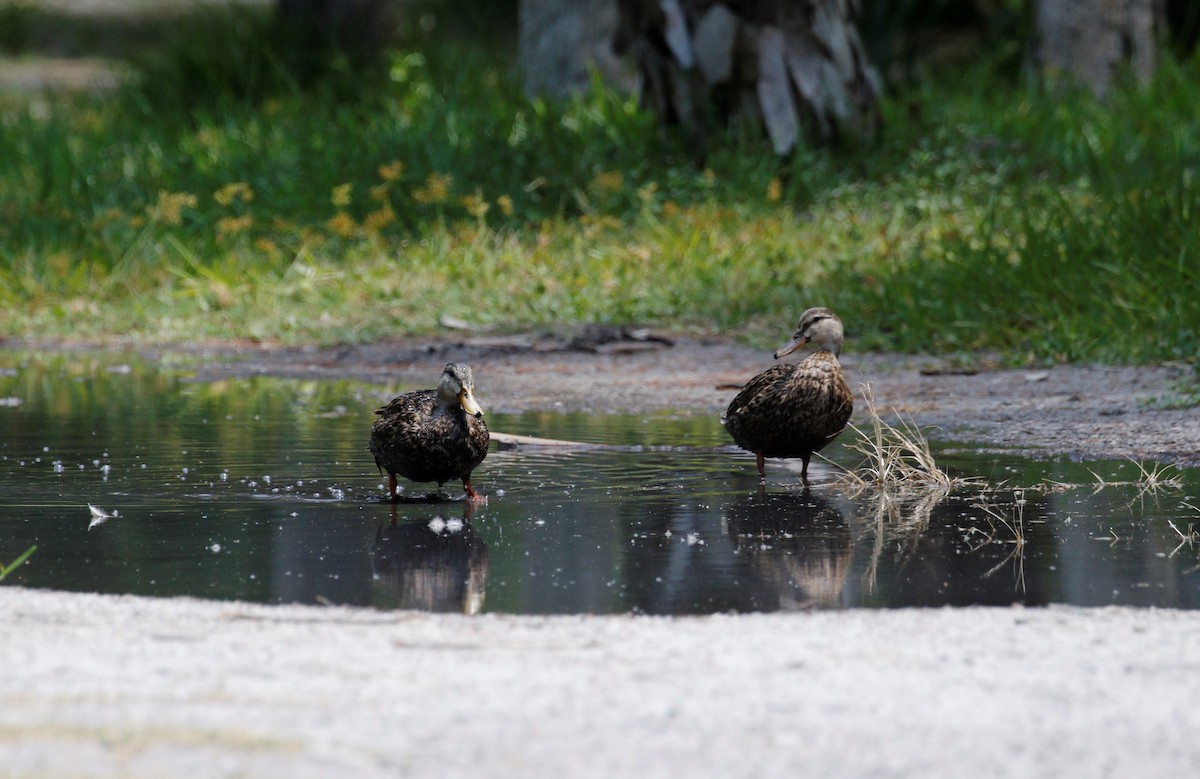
[{"left": 2, "top": 352, "right": 1198, "bottom": 614}]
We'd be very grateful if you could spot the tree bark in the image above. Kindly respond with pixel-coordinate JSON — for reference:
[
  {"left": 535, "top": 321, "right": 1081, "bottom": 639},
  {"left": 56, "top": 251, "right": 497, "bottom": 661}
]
[
  {"left": 614, "top": 0, "right": 882, "bottom": 153},
  {"left": 519, "top": 0, "right": 637, "bottom": 100},
  {"left": 518, "top": 0, "right": 881, "bottom": 154},
  {"left": 1034, "top": 0, "right": 1161, "bottom": 98}
]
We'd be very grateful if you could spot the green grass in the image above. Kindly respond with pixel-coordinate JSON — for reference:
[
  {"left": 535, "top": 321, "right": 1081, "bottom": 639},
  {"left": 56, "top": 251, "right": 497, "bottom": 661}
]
[
  {"left": 0, "top": 2, "right": 1197, "bottom": 366},
  {"left": 0, "top": 545, "right": 35, "bottom": 581}
]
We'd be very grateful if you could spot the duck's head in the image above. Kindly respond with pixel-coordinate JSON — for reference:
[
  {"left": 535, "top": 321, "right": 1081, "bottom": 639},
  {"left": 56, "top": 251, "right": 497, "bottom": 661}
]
[
  {"left": 439, "top": 362, "right": 484, "bottom": 418},
  {"left": 774, "top": 307, "right": 844, "bottom": 359}
]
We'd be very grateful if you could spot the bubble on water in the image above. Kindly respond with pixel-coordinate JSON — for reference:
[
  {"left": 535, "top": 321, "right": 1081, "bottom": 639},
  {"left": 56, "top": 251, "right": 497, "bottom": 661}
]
[
  {"left": 445, "top": 518, "right": 464, "bottom": 533},
  {"left": 92, "top": 460, "right": 100, "bottom": 467},
  {"left": 329, "top": 488, "right": 345, "bottom": 500},
  {"left": 428, "top": 517, "right": 447, "bottom": 533},
  {"left": 263, "top": 475, "right": 271, "bottom": 484},
  {"left": 494, "top": 488, "right": 506, "bottom": 497},
  {"left": 220, "top": 470, "right": 229, "bottom": 481},
  {"left": 53, "top": 461, "right": 65, "bottom": 473},
  {"left": 42, "top": 446, "right": 50, "bottom": 453},
  {"left": 209, "top": 543, "right": 222, "bottom": 553}
]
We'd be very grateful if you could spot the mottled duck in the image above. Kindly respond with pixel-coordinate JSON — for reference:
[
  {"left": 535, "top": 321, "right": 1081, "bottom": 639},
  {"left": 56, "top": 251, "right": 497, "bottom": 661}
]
[
  {"left": 369, "top": 362, "right": 490, "bottom": 501},
  {"left": 722, "top": 307, "right": 853, "bottom": 482}
]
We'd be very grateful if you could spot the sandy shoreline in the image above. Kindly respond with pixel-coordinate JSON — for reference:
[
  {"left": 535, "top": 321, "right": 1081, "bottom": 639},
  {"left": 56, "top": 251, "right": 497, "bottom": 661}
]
[{"left": 4, "top": 588, "right": 1200, "bottom": 778}]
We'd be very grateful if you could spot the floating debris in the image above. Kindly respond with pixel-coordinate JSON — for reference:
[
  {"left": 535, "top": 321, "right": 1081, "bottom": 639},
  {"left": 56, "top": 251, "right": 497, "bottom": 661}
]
[{"left": 87, "top": 503, "right": 118, "bottom": 530}]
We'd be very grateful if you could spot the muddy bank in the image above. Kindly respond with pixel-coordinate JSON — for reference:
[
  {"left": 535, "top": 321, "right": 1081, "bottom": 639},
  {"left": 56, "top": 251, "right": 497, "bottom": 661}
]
[{"left": 119, "top": 332, "right": 1200, "bottom": 466}]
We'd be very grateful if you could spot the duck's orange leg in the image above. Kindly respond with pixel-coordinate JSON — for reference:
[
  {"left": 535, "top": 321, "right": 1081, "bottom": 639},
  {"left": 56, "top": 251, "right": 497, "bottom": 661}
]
[{"left": 462, "top": 474, "right": 482, "bottom": 502}]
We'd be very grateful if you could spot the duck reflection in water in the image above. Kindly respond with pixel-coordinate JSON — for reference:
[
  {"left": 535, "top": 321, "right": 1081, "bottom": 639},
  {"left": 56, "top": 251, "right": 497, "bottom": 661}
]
[
  {"left": 724, "top": 490, "right": 852, "bottom": 610},
  {"left": 373, "top": 502, "right": 489, "bottom": 614}
]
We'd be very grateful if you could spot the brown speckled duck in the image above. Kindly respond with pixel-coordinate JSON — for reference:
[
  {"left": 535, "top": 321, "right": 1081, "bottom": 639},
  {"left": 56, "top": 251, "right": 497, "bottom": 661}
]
[
  {"left": 722, "top": 307, "right": 853, "bottom": 482},
  {"left": 369, "top": 362, "right": 490, "bottom": 501}
]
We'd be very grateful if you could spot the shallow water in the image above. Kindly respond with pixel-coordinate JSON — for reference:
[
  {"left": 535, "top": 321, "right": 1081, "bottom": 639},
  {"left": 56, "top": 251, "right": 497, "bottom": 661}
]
[{"left": 2, "top": 352, "right": 1199, "bottom": 614}]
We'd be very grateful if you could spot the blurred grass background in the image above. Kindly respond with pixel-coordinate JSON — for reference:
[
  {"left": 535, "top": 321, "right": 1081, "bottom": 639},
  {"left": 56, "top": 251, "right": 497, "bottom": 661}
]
[{"left": 0, "top": 0, "right": 1196, "bottom": 367}]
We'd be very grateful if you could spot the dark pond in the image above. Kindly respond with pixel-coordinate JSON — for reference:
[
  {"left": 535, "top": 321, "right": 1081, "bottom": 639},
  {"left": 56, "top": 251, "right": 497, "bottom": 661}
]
[{"left": 2, "top": 352, "right": 1199, "bottom": 614}]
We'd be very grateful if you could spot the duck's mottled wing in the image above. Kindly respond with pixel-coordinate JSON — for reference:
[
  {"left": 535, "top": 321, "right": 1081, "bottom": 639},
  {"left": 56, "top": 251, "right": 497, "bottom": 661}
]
[
  {"left": 368, "top": 389, "right": 489, "bottom": 485},
  {"left": 723, "top": 355, "right": 852, "bottom": 458},
  {"left": 368, "top": 390, "right": 437, "bottom": 469},
  {"left": 723, "top": 364, "right": 795, "bottom": 423}
]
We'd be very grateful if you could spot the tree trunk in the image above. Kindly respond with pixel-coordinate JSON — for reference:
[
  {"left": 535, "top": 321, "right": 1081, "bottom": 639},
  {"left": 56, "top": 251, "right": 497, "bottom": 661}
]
[
  {"left": 615, "top": 0, "right": 882, "bottom": 154},
  {"left": 518, "top": 0, "right": 881, "bottom": 155},
  {"left": 519, "top": 0, "right": 637, "bottom": 100},
  {"left": 1034, "top": 0, "right": 1161, "bottom": 98}
]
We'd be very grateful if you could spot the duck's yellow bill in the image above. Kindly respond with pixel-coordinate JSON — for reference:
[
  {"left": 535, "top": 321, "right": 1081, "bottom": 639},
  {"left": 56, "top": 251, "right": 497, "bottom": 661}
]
[{"left": 460, "top": 389, "right": 484, "bottom": 418}]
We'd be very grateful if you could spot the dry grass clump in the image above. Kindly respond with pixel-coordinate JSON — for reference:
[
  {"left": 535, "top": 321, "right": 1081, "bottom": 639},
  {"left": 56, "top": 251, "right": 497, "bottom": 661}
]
[
  {"left": 969, "top": 491, "right": 1030, "bottom": 591},
  {"left": 834, "top": 383, "right": 975, "bottom": 494}
]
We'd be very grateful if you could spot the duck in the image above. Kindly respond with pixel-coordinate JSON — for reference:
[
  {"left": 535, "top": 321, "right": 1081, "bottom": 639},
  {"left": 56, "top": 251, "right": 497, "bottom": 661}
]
[
  {"left": 722, "top": 307, "right": 853, "bottom": 482},
  {"left": 369, "top": 362, "right": 490, "bottom": 501}
]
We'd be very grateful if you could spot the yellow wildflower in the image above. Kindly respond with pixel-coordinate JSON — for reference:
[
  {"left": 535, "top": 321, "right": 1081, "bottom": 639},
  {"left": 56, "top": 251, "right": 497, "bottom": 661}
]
[
  {"left": 327, "top": 211, "right": 358, "bottom": 237},
  {"left": 703, "top": 168, "right": 716, "bottom": 186},
  {"left": 767, "top": 177, "right": 783, "bottom": 202},
  {"left": 412, "top": 172, "right": 453, "bottom": 204},
  {"left": 370, "top": 183, "right": 391, "bottom": 201},
  {"left": 364, "top": 202, "right": 396, "bottom": 231},
  {"left": 378, "top": 160, "right": 405, "bottom": 181},
  {"left": 214, "top": 182, "right": 254, "bottom": 207},
  {"left": 215, "top": 215, "right": 253, "bottom": 238},
  {"left": 148, "top": 190, "right": 198, "bottom": 226},
  {"left": 460, "top": 191, "right": 490, "bottom": 219},
  {"left": 331, "top": 183, "right": 353, "bottom": 208},
  {"left": 496, "top": 195, "right": 514, "bottom": 217},
  {"left": 591, "top": 170, "right": 624, "bottom": 192},
  {"left": 253, "top": 238, "right": 280, "bottom": 257}
]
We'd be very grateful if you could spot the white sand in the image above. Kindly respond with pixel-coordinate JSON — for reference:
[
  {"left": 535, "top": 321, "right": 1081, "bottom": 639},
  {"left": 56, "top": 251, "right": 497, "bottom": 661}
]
[{"left": 4, "top": 587, "right": 1199, "bottom": 778}]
